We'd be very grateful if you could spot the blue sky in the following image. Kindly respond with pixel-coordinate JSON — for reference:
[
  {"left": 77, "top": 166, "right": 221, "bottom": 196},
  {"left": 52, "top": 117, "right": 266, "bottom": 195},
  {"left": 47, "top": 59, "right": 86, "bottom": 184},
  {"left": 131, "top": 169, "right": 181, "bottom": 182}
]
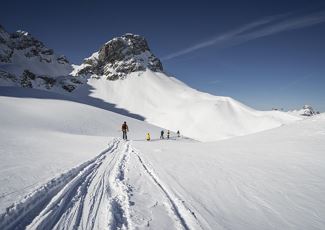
[{"left": 1, "top": 0, "right": 325, "bottom": 111}]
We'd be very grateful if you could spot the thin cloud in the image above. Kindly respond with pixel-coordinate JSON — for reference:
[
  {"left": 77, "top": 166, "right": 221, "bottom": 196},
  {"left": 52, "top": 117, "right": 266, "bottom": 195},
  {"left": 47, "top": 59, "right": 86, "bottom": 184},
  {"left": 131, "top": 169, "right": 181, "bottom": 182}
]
[
  {"left": 162, "top": 14, "right": 285, "bottom": 60},
  {"left": 162, "top": 11, "right": 325, "bottom": 61},
  {"left": 278, "top": 74, "right": 316, "bottom": 92}
]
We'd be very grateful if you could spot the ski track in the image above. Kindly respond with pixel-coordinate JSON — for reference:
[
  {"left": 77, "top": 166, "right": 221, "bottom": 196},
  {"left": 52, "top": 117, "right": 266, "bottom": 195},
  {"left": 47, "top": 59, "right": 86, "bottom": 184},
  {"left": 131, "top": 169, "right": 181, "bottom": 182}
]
[
  {"left": 0, "top": 139, "right": 200, "bottom": 230},
  {"left": 129, "top": 145, "right": 202, "bottom": 230}
]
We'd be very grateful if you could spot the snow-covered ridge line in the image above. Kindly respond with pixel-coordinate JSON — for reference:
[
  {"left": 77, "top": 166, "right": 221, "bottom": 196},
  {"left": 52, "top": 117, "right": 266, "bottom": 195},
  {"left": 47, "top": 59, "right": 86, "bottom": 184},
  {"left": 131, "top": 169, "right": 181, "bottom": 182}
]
[{"left": 83, "top": 70, "right": 300, "bottom": 141}]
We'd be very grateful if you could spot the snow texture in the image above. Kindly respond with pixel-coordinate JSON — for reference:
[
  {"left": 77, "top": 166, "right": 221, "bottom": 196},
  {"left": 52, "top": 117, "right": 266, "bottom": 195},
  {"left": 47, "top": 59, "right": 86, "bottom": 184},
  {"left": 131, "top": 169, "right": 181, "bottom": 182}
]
[
  {"left": 1, "top": 87, "right": 324, "bottom": 230},
  {"left": 0, "top": 28, "right": 323, "bottom": 230}
]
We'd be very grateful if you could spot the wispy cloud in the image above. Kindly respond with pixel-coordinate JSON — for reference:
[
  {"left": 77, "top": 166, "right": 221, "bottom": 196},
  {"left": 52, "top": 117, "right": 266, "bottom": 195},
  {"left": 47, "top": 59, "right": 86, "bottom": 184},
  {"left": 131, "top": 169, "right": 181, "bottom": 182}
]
[
  {"left": 278, "top": 74, "right": 316, "bottom": 92},
  {"left": 162, "top": 11, "right": 325, "bottom": 61}
]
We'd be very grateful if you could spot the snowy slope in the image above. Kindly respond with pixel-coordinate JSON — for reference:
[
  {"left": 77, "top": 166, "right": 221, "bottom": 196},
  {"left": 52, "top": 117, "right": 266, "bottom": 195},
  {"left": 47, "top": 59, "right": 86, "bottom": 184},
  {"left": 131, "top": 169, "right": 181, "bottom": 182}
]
[
  {"left": 74, "top": 69, "right": 300, "bottom": 142},
  {"left": 1, "top": 87, "right": 324, "bottom": 229},
  {"left": 0, "top": 87, "right": 162, "bottom": 212},
  {"left": 132, "top": 114, "right": 325, "bottom": 229}
]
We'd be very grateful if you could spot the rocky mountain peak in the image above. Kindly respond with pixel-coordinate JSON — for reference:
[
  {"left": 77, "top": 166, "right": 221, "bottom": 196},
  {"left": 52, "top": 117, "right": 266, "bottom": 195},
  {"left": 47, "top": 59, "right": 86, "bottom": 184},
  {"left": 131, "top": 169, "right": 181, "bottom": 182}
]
[
  {"left": 0, "top": 26, "right": 69, "bottom": 64},
  {"left": 77, "top": 33, "right": 163, "bottom": 80},
  {"left": 0, "top": 25, "right": 77, "bottom": 92}
]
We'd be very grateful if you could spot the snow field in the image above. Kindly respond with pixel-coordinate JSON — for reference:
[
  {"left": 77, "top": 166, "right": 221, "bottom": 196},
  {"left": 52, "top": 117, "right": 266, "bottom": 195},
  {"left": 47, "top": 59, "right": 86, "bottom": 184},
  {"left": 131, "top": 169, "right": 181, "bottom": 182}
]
[
  {"left": 1, "top": 138, "right": 202, "bottom": 230},
  {"left": 0, "top": 87, "right": 162, "bottom": 212},
  {"left": 1, "top": 87, "right": 324, "bottom": 230},
  {"left": 133, "top": 114, "right": 325, "bottom": 229}
]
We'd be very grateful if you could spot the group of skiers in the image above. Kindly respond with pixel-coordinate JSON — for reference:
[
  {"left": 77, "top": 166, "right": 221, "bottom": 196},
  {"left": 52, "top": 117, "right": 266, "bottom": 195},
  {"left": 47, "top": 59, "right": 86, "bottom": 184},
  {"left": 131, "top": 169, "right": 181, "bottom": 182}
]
[
  {"left": 121, "top": 121, "right": 180, "bottom": 141},
  {"left": 159, "top": 130, "right": 180, "bottom": 139}
]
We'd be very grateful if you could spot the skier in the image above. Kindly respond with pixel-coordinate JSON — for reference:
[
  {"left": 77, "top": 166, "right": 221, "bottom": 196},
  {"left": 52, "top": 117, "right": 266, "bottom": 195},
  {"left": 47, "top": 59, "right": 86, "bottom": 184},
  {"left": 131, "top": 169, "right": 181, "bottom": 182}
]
[
  {"left": 167, "top": 130, "right": 170, "bottom": 139},
  {"left": 160, "top": 130, "right": 164, "bottom": 139},
  {"left": 121, "top": 121, "right": 129, "bottom": 140},
  {"left": 146, "top": 133, "right": 151, "bottom": 141},
  {"left": 177, "top": 130, "right": 180, "bottom": 138}
]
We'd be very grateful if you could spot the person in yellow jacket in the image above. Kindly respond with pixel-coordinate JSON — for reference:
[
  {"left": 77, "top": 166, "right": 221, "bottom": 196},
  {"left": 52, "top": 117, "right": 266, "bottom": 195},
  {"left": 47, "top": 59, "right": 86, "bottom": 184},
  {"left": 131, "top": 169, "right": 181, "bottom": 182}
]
[{"left": 146, "top": 133, "right": 151, "bottom": 141}]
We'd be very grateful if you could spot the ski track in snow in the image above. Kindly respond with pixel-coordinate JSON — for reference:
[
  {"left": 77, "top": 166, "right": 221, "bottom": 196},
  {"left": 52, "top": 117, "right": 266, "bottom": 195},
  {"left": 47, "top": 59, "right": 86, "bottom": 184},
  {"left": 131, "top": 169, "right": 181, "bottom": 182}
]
[
  {"left": 0, "top": 139, "right": 200, "bottom": 230},
  {"left": 130, "top": 146, "right": 202, "bottom": 230}
]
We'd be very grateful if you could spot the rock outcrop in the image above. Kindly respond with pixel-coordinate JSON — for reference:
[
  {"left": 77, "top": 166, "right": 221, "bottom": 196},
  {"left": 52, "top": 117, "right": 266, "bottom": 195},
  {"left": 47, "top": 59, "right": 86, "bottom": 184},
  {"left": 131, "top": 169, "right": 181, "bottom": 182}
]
[
  {"left": 1, "top": 27, "right": 57, "bottom": 64},
  {"left": 0, "top": 26, "right": 164, "bottom": 92},
  {"left": 0, "top": 25, "right": 79, "bottom": 92},
  {"left": 302, "top": 105, "right": 316, "bottom": 116},
  {"left": 77, "top": 33, "right": 163, "bottom": 80}
]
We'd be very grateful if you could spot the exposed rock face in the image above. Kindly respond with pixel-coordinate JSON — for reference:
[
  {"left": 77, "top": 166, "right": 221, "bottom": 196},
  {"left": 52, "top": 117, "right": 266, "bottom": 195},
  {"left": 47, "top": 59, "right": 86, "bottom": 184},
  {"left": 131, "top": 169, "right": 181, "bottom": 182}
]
[
  {"left": 0, "top": 26, "right": 164, "bottom": 92},
  {"left": 0, "top": 25, "right": 78, "bottom": 92},
  {"left": 57, "top": 55, "right": 69, "bottom": 64},
  {"left": 302, "top": 105, "right": 316, "bottom": 116},
  {"left": 77, "top": 33, "right": 163, "bottom": 80},
  {"left": 0, "top": 28, "right": 55, "bottom": 63},
  {"left": 0, "top": 25, "right": 12, "bottom": 63}
]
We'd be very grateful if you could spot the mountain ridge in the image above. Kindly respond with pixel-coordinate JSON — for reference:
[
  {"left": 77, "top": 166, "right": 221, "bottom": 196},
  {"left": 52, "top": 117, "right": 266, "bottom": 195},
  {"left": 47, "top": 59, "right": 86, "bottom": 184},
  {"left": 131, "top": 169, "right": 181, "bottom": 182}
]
[
  {"left": 0, "top": 25, "right": 301, "bottom": 141},
  {"left": 0, "top": 25, "right": 79, "bottom": 92}
]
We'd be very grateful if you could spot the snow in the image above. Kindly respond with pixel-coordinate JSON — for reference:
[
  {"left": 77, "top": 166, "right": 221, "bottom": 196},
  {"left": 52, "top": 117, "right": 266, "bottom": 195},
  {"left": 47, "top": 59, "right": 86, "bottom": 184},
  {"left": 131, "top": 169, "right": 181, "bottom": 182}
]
[
  {"left": 1, "top": 86, "right": 324, "bottom": 229},
  {"left": 70, "top": 63, "right": 91, "bottom": 76},
  {"left": 1, "top": 24, "right": 323, "bottom": 229},
  {"left": 16, "top": 30, "right": 29, "bottom": 36},
  {"left": 86, "top": 51, "right": 99, "bottom": 61},
  {"left": 132, "top": 114, "right": 325, "bottom": 229},
  {"left": 73, "top": 69, "right": 300, "bottom": 142},
  {"left": 287, "top": 109, "right": 306, "bottom": 117},
  {"left": 0, "top": 49, "right": 72, "bottom": 77},
  {"left": 0, "top": 87, "right": 162, "bottom": 212}
]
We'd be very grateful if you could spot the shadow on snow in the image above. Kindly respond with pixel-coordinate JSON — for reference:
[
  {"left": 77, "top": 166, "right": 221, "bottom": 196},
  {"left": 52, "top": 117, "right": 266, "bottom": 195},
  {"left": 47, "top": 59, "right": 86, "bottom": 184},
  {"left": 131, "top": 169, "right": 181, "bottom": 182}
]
[{"left": 0, "top": 85, "right": 145, "bottom": 121}]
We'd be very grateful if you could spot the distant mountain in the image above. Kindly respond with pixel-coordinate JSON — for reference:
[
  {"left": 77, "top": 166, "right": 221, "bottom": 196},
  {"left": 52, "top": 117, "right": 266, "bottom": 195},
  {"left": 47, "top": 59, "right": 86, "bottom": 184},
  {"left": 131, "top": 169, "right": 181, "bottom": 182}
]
[
  {"left": 0, "top": 25, "right": 81, "bottom": 92},
  {"left": 288, "top": 105, "right": 319, "bottom": 117},
  {"left": 0, "top": 27, "right": 300, "bottom": 141}
]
